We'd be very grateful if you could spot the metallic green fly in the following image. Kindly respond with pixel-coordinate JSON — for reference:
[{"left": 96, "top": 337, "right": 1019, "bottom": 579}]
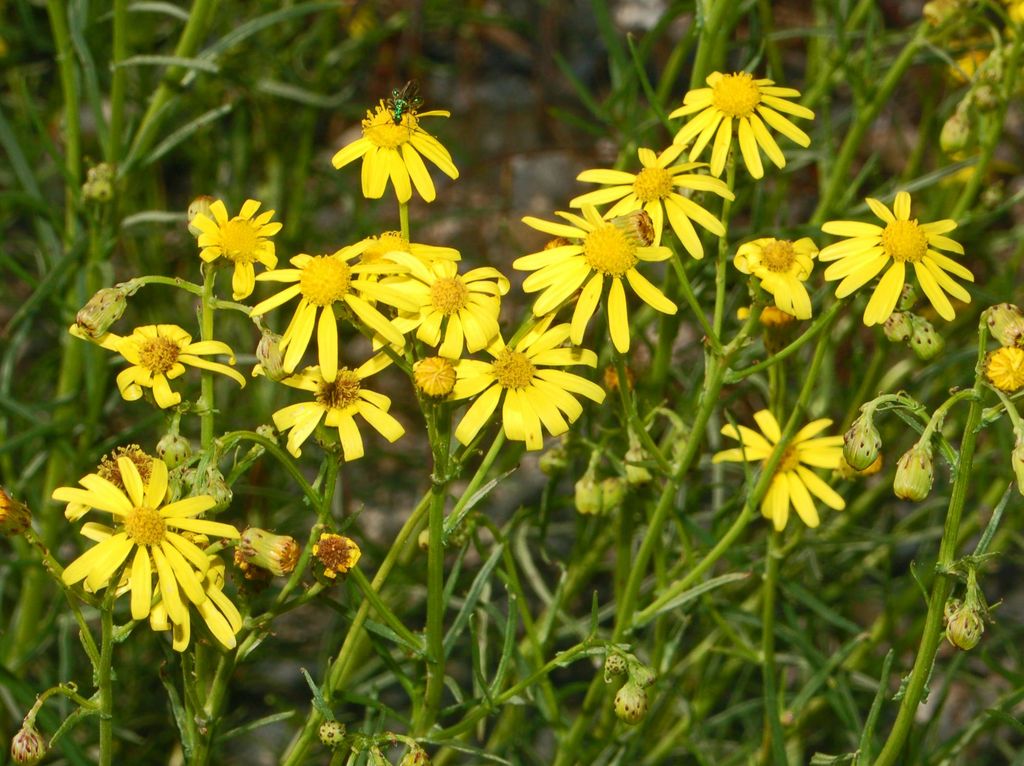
[{"left": 386, "top": 80, "right": 422, "bottom": 125}]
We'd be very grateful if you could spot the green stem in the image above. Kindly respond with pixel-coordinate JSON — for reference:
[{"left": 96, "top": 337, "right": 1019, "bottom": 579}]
[
  {"left": 614, "top": 351, "right": 670, "bottom": 474},
  {"left": 199, "top": 264, "right": 216, "bottom": 449},
  {"left": 46, "top": 0, "right": 81, "bottom": 241},
  {"left": 761, "top": 532, "right": 787, "bottom": 765},
  {"left": 872, "top": 327, "right": 988, "bottom": 765},
  {"left": 669, "top": 256, "right": 721, "bottom": 354},
  {"left": 399, "top": 201, "right": 410, "bottom": 241},
  {"left": 126, "top": 0, "right": 217, "bottom": 168},
  {"left": 713, "top": 154, "right": 737, "bottom": 337},
  {"left": 98, "top": 589, "right": 116, "bottom": 766}
]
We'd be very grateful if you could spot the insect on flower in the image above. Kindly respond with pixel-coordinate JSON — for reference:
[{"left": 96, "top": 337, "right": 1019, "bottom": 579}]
[{"left": 386, "top": 80, "right": 423, "bottom": 125}]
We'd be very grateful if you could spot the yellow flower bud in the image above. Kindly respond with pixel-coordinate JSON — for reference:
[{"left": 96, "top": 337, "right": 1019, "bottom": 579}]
[
  {"left": 239, "top": 528, "right": 301, "bottom": 576},
  {"left": 613, "top": 681, "right": 648, "bottom": 725},
  {"left": 0, "top": 488, "right": 31, "bottom": 537},
  {"left": 985, "top": 347, "right": 1024, "bottom": 392},
  {"left": 944, "top": 598, "right": 984, "bottom": 650},
  {"left": 413, "top": 356, "right": 456, "bottom": 398}
]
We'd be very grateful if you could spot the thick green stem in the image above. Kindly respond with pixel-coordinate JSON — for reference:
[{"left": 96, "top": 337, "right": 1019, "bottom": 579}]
[
  {"left": 108, "top": 0, "right": 128, "bottom": 164},
  {"left": 98, "top": 589, "right": 116, "bottom": 766},
  {"left": 199, "top": 264, "right": 216, "bottom": 449},
  {"left": 761, "top": 532, "right": 787, "bottom": 765},
  {"left": 872, "top": 330, "right": 988, "bottom": 765}
]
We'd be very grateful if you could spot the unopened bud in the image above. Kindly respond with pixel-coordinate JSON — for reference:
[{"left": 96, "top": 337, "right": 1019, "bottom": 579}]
[
  {"left": 843, "top": 413, "right": 882, "bottom": 472},
  {"left": 908, "top": 314, "right": 944, "bottom": 361},
  {"left": 611, "top": 210, "right": 655, "bottom": 247},
  {"left": 574, "top": 471, "right": 602, "bottom": 515},
  {"left": 187, "top": 195, "right": 215, "bottom": 237},
  {"left": 629, "top": 662, "right": 656, "bottom": 689},
  {"left": 239, "top": 528, "right": 300, "bottom": 576},
  {"left": 82, "top": 162, "right": 114, "bottom": 203},
  {"left": 0, "top": 488, "right": 31, "bottom": 537},
  {"left": 75, "top": 286, "right": 129, "bottom": 339},
  {"left": 1012, "top": 434, "right": 1024, "bottom": 495},
  {"left": 600, "top": 477, "right": 627, "bottom": 513},
  {"left": 940, "top": 111, "right": 971, "bottom": 154},
  {"left": 944, "top": 598, "right": 984, "bottom": 650},
  {"left": 156, "top": 432, "right": 192, "bottom": 469},
  {"left": 256, "top": 329, "right": 288, "bottom": 382},
  {"left": 613, "top": 681, "right": 649, "bottom": 725},
  {"left": 984, "top": 303, "right": 1024, "bottom": 348},
  {"left": 894, "top": 440, "right": 934, "bottom": 502},
  {"left": 883, "top": 311, "right": 913, "bottom": 343},
  {"left": 399, "top": 746, "right": 430, "bottom": 766},
  {"left": 417, "top": 529, "right": 431, "bottom": 550},
  {"left": 195, "top": 466, "right": 232, "bottom": 510},
  {"left": 318, "top": 720, "right": 346, "bottom": 748},
  {"left": 897, "top": 284, "right": 919, "bottom": 312},
  {"left": 624, "top": 434, "right": 652, "bottom": 485},
  {"left": 538, "top": 442, "right": 568, "bottom": 476},
  {"left": 10, "top": 722, "right": 45, "bottom": 765},
  {"left": 604, "top": 653, "right": 627, "bottom": 680},
  {"left": 413, "top": 356, "right": 456, "bottom": 397}
]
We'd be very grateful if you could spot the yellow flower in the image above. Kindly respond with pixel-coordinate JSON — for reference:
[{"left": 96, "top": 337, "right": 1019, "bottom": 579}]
[
  {"left": 414, "top": 356, "right": 457, "bottom": 397},
  {"left": 385, "top": 254, "right": 509, "bottom": 358},
  {"left": 150, "top": 555, "right": 242, "bottom": 651},
  {"left": 313, "top": 533, "right": 362, "bottom": 578},
  {"left": 820, "top": 191, "right": 973, "bottom": 326},
  {"left": 271, "top": 356, "right": 404, "bottom": 460},
  {"left": 331, "top": 100, "right": 459, "bottom": 203},
  {"left": 734, "top": 237, "right": 818, "bottom": 319},
  {"left": 671, "top": 72, "right": 814, "bottom": 179},
  {"left": 451, "top": 318, "right": 606, "bottom": 450},
  {"left": 985, "top": 347, "right": 1024, "bottom": 392},
  {"left": 515, "top": 207, "right": 677, "bottom": 353},
  {"left": 74, "top": 324, "right": 246, "bottom": 409},
  {"left": 55, "top": 456, "right": 241, "bottom": 629},
  {"left": 357, "top": 230, "right": 460, "bottom": 267},
  {"left": 192, "top": 199, "right": 281, "bottom": 300},
  {"left": 249, "top": 244, "right": 417, "bottom": 381},
  {"left": 713, "top": 410, "right": 845, "bottom": 530},
  {"left": 570, "top": 145, "right": 734, "bottom": 256}
]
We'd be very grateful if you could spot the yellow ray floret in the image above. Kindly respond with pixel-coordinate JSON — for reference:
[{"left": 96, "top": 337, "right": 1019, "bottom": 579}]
[
  {"left": 734, "top": 237, "right": 818, "bottom": 320},
  {"left": 451, "top": 317, "right": 606, "bottom": 451},
  {"left": 54, "top": 456, "right": 241, "bottom": 648},
  {"left": 570, "top": 144, "right": 734, "bottom": 257},
  {"left": 671, "top": 72, "right": 814, "bottom": 179},
  {"left": 271, "top": 354, "right": 404, "bottom": 461},
  {"left": 820, "top": 191, "right": 972, "bottom": 326},
  {"left": 713, "top": 409, "right": 845, "bottom": 531},
  {"left": 515, "top": 207, "right": 677, "bottom": 353},
  {"left": 192, "top": 198, "right": 282, "bottom": 300},
  {"left": 331, "top": 101, "right": 458, "bottom": 204}
]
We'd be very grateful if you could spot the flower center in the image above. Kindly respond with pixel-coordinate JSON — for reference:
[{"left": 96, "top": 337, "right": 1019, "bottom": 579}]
[
  {"left": 138, "top": 337, "right": 181, "bottom": 375},
  {"left": 632, "top": 166, "right": 674, "bottom": 203},
  {"left": 583, "top": 225, "right": 639, "bottom": 277},
  {"left": 363, "top": 105, "right": 417, "bottom": 149},
  {"left": 123, "top": 505, "right": 166, "bottom": 546},
  {"left": 492, "top": 349, "right": 535, "bottom": 390},
  {"left": 760, "top": 239, "right": 797, "bottom": 273},
  {"left": 300, "top": 256, "right": 352, "bottom": 306},
  {"left": 770, "top": 446, "right": 801, "bottom": 474},
  {"left": 362, "top": 231, "right": 409, "bottom": 263},
  {"left": 712, "top": 72, "right": 761, "bottom": 118},
  {"left": 430, "top": 277, "right": 469, "bottom": 315},
  {"left": 97, "top": 445, "right": 153, "bottom": 489},
  {"left": 313, "top": 533, "right": 360, "bottom": 576},
  {"left": 218, "top": 219, "right": 260, "bottom": 262},
  {"left": 316, "top": 369, "right": 361, "bottom": 409},
  {"left": 881, "top": 220, "right": 928, "bottom": 263},
  {"left": 986, "top": 347, "right": 1024, "bottom": 392}
]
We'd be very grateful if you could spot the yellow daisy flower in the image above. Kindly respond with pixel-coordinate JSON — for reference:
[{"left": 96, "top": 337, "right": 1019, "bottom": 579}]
[
  {"left": 514, "top": 207, "right": 677, "bottom": 353},
  {"left": 670, "top": 72, "right": 814, "bottom": 179},
  {"left": 385, "top": 253, "right": 510, "bottom": 358},
  {"left": 713, "top": 410, "right": 845, "bottom": 530},
  {"left": 192, "top": 199, "right": 282, "bottom": 300},
  {"left": 734, "top": 237, "right": 818, "bottom": 319},
  {"left": 570, "top": 144, "right": 734, "bottom": 256},
  {"left": 150, "top": 555, "right": 242, "bottom": 651},
  {"left": 74, "top": 324, "right": 246, "bottom": 409},
  {"left": 451, "top": 319, "right": 606, "bottom": 450},
  {"left": 357, "top": 230, "right": 460, "bottom": 267},
  {"left": 55, "top": 456, "right": 241, "bottom": 628},
  {"left": 331, "top": 100, "right": 459, "bottom": 203},
  {"left": 271, "top": 356, "right": 404, "bottom": 461},
  {"left": 249, "top": 244, "right": 418, "bottom": 381},
  {"left": 820, "top": 191, "right": 973, "bottom": 326},
  {"left": 313, "top": 533, "right": 362, "bottom": 579}
]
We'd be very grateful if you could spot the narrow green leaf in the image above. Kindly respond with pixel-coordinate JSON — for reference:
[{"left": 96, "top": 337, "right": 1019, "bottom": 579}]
[
  {"left": 142, "top": 103, "right": 234, "bottom": 166},
  {"left": 443, "top": 544, "right": 504, "bottom": 655},
  {"left": 128, "top": 1, "right": 190, "bottom": 20},
  {"left": 632, "top": 572, "right": 751, "bottom": 627},
  {"left": 116, "top": 55, "right": 220, "bottom": 73}
]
